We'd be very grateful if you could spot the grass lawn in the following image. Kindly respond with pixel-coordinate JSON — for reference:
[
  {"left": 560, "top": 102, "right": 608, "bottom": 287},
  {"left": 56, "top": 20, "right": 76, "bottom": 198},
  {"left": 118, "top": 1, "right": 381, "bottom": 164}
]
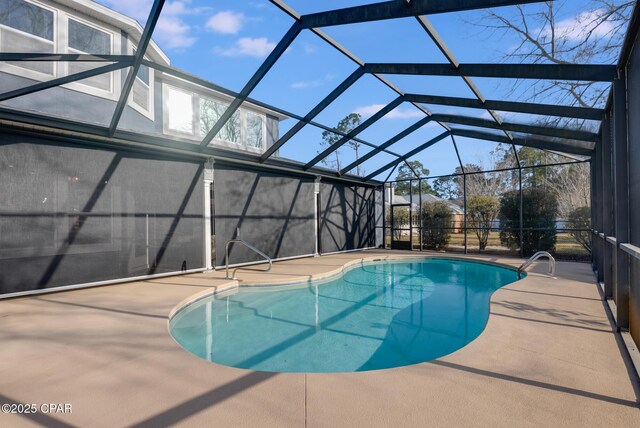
[{"left": 386, "top": 231, "right": 591, "bottom": 261}]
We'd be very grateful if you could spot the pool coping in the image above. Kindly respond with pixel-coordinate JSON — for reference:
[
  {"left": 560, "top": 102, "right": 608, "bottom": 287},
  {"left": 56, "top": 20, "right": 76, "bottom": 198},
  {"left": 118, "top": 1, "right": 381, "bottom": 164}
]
[
  {"left": 167, "top": 253, "right": 527, "bottom": 327},
  {"left": 167, "top": 254, "right": 531, "bottom": 373},
  {"left": 3, "top": 250, "right": 638, "bottom": 427}
]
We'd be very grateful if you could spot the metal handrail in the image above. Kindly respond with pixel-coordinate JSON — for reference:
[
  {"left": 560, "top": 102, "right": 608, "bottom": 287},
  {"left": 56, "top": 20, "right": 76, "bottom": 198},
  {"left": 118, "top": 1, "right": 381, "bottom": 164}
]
[
  {"left": 518, "top": 251, "right": 555, "bottom": 279},
  {"left": 225, "top": 239, "right": 272, "bottom": 279}
]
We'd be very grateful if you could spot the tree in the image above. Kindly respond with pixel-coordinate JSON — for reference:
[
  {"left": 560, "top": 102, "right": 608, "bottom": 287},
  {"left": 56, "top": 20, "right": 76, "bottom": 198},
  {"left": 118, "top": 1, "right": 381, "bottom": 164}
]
[
  {"left": 389, "top": 206, "right": 410, "bottom": 240},
  {"left": 464, "top": 169, "right": 513, "bottom": 198},
  {"left": 513, "top": 146, "right": 591, "bottom": 218},
  {"left": 517, "top": 147, "right": 550, "bottom": 187},
  {"left": 433, "top": 175, "right": 457, "bottom": 199},
  {"left": 421, "top": 200, "right": 453, "bottom": 250},
  {"left": 567, "top": 206, "right": 592, "bottom": 253},
  {"left": 532, "top": 161, "right": 590, "bottom": 218},
  {"left": 499, "top": 188, "right": 559, "bottom": 256},
  {"left": 451, "top": 145, "right": 518, "bottom": 199},
  {"left": 319, "top": 113, "right": 364, "bottom": 174},
  {"left": 553, "top": 163, "right": 591, "bottom": 218},
  {"left": 450, "top": 165, "right": 470, "bottom": 198},
  {"left": 474, "top": 0, "right": 633, "bottom": 128},
  {"left": 467, "top": 195, "right": 500, "bottom": 251},
  {"left": 497, "top": 145, "right": 591, "bottom": 219},
  {"left": 393, "top": 161, "right": 435, "bottom": 195},
  {"left": 200, "top": 99, "right": 240, "bottom": 143}
]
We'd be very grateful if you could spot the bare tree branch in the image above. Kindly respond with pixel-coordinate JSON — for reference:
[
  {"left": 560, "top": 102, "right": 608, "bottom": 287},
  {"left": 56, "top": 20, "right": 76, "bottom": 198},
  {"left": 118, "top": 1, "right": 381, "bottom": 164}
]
[{"left": 468, "top": 0, "right": 633, "bottom": 129}]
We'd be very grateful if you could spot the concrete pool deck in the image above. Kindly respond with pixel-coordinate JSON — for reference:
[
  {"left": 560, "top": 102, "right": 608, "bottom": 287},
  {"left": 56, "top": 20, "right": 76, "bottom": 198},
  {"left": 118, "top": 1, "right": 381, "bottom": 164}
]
[{"left": 1, "top": 250, "right": 638, "bottom": 427}]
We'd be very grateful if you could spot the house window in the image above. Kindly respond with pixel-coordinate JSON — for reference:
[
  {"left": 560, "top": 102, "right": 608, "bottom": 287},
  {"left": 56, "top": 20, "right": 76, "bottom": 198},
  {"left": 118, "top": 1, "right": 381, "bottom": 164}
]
[
  {"left": 199, "top": 98, "right": 240, "bottom": 144},
  {"left": 166, "top": 85, "right": 194, "bottom": 135},
  {"left": 67, "top": 18, "right": 112, "bottom": 91},
  {"left": 246, "top": 112, "right": 263, "bottom": 149},
  {"left": 163, "top": 82, "right": 267, "bottom": 149},
  {"left": 132, "top": 64, "right": 150, "bottom": 110},
  {"left": 128, "top": 45, "right": 153, "bottom": 117},
  {"left": 0, "top": 0, "right": 55, "bottom": 76},
  {"left": 68, "top": 19, "right": 110, "bottom": 54}
]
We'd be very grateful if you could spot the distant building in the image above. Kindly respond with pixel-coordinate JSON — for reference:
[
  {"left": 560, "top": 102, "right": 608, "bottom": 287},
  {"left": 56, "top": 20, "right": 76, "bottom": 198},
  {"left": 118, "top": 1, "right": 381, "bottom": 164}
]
[{"left": 386, "top": 191, "right": 464, "bottom": 233}]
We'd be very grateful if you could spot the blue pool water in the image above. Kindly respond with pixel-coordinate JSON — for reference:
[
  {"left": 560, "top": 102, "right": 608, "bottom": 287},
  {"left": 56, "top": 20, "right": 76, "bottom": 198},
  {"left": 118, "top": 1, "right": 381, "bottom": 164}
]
[{"left": 169, "top": 258, "right": 520, "bottom": 372}]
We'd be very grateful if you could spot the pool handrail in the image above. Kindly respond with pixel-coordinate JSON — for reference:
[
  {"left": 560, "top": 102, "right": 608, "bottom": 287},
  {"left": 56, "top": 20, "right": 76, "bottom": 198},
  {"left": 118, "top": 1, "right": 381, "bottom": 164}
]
[
  {"left": 518, "top": 251, "right": 555, "bottom": 279},
  {"left": 225, "top": 239, "right": 272, "bottom": 279}
]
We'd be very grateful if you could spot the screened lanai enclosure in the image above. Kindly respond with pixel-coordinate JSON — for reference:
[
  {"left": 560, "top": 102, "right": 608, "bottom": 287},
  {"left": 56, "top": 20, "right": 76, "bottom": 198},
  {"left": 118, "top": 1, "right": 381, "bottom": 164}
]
[{"left": 0, "top": 0, "right": 639, "bottom": 349}]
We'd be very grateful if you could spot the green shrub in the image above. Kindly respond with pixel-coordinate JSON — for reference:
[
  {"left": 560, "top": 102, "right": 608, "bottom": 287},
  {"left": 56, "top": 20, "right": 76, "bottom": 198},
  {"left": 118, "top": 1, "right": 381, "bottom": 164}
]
[
  {"left": 499, "top": 188, "right": 558, "bottom": 256},
  {"left": 421, "top": 200, "right": 453, "bottom": 250},
  {"left": 388, "top": 206, "right": 410, "bottom": 240},
  {"left": 467, "top": 195, "right": 500, "bottom": 251},
  {"left": 567, "top": 206, "right": 591, "bottom": 253}
]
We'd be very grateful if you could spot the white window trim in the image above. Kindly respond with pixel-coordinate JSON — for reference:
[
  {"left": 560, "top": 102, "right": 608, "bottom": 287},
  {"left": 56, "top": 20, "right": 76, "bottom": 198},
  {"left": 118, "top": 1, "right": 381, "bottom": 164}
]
[
  {"left": 244, "top": 111, "right": 267, "bottom": 153},
  {"left": 158, "top": 74, "right": 273, "bottom": 153},
  {"left": 200, "top": 101, "right": 266, "bottom": 152},
  {"left": 127, "top": 42, "right": 155, "bottom": 120},
  {"left": 162, "top": 83, "right": 197, "bottom": 139},
  {"left": 210, "top": 102, "right": 243, "bottom": 148},
  {"left": 0, "top": 0, "right": 57, "bottom": 81},
  {"left": 0, "top": 0, "right": 124, "bottom": 101},
  {"left": 161, "top": 80, "right": 268, "bottom": 151},
  {"left": 62, "top": 14, "right": 119, "bottom": 100}
]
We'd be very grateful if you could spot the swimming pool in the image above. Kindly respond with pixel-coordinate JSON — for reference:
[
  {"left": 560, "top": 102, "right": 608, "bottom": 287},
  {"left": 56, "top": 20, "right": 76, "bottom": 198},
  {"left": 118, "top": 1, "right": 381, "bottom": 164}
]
[{"left": 169, "top": 258, "right": 521, "bottom": 372}]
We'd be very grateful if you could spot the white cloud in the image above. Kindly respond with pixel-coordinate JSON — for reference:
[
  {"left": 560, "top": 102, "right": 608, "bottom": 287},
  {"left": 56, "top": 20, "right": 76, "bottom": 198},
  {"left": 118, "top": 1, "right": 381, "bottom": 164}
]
[
  {"left": 387, "top": 108, "right": 424, "bottom": 119},
  {"left": 215, "top": 37, "right": 276, "bottom": 58},
  {"left": 156, "top": 17, "right": 196, "bottom": 49},
  {"left": 290, "top": 74, "right": 334, "bottom": 89},
  {"left": 542, "top": 9, "right": 615, "bottom": 41},
  {"left": 353, "top": 104, "right": 385, "bottom": 117},
  {"left": 206, "top": 11, "right": 244, "bottom": 34},
  {"left": 354, "top": 104, "right": 424, "bottom": 120},
  {"left": 290, "top": 80, "right": 316, "bottom": 89},
  {"left": 97, "top": 1, "right": 200, "bottom": 49},
  {"left": 302, "top": 43, "right": 317, "bottom": 54}
]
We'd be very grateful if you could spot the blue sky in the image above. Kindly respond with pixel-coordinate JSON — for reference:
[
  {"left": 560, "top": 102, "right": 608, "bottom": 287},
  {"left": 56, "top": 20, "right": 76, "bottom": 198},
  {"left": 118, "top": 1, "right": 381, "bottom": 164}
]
[{"left": 97, "top": 0, "right": 624, "bottom": 180}]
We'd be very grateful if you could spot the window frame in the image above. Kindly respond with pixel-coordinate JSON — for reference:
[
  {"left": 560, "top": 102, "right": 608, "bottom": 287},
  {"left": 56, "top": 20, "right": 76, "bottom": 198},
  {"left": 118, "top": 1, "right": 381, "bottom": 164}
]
[
  {"left": 127, "top": 41, "right": 155, "bottom": 120},
  {"left": 64, "top": 15, "right": 114, "bottom": 96},
  {"left": 197, "top": 95, "right": 267, "bottom": 152},
  {"left": 163, "top": 83, "right": 197, "bottom": 138},
  {"left": 0, "top": 0, "right": 124, "bottom": 100},
  {"left": 0, "top": 0, "right": 57, "bottom": 80},
  {"left": 244, "top": 110, "right": 267, "bottom": 153},
  {"left": 201, "top": 98, "right": 243, "bottom": 148},
  {"left": 67, "top": 17, "right": 111, "bottom": 56},
  {"left": 161, "top": 79, "right": 269, "bottom": 151}
]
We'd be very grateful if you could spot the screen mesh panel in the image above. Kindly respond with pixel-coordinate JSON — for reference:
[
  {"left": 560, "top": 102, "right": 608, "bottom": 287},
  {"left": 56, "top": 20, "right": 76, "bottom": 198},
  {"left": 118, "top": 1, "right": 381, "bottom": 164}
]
[
  {"left": 213, "top": 164, "right": 316, "bottom": 266},
  {"left": 320, "top": 181, "right": 376, "bottom": 253},
  {"left": 626, "top": 32, "right": 640, "bottom": 347},
  {"left": 0, "top": 135, "right": 204, "bottom": 294}
]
